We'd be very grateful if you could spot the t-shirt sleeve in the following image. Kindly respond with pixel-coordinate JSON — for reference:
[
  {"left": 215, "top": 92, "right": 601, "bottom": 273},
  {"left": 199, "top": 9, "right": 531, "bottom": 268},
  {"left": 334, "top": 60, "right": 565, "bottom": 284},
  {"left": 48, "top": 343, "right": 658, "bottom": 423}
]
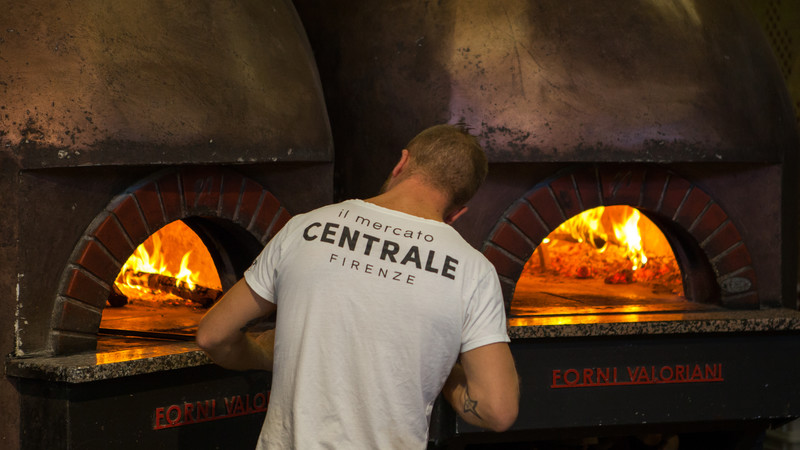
[
  {"left": 243, "top": 224, "right": 291, "bottom": 304},
  {"left": 460, "top": 266, "right": 510, "bottom": 353}
]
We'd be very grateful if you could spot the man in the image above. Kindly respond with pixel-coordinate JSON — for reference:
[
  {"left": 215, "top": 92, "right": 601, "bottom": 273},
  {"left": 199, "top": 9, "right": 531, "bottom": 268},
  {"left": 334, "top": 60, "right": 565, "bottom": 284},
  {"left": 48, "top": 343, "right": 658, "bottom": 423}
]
[{"left": 197, "top": 124, "right": 519, "bottom": 449}]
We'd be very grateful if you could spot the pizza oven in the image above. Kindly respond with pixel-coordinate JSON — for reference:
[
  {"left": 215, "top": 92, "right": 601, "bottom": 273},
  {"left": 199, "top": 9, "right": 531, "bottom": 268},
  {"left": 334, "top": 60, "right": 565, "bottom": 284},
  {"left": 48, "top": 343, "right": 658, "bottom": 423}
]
[
  {"left": 2, "top": 1, "right": 332, "bottom": 448},
  {"left": 3, "top": 0, "right": 800, "bottom": 448},
  {"left": 291, "top": 0, "right": 800, "bottom": 447}
]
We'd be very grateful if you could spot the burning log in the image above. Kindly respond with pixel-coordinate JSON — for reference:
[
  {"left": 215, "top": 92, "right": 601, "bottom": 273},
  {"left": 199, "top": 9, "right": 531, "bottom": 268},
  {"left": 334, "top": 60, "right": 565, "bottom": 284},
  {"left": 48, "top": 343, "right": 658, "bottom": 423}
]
[
  {"left": 108, "top": 285, "right": 129, "bottom": 307},
  {"left": 549, "top": 231, "right": 607, "bottom": 250},
  {"left": 110, "top": 271, "right": 222, "bottom": 307}
]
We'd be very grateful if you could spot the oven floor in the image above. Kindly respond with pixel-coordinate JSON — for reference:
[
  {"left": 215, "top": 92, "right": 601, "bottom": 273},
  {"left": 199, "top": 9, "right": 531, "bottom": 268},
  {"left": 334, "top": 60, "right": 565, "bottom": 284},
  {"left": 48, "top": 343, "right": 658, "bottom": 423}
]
[
  {"left": 510, "top": 273, "right": 721, "bottom": 319},
  {"left": 99, "top": 301, "right": 206, "bottom": 337}
]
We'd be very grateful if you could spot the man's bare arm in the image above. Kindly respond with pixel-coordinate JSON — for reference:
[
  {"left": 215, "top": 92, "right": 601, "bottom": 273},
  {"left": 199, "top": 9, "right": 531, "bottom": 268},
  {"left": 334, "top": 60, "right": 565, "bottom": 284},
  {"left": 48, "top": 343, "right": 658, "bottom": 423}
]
[
  {"left": 442, "top": 342, "right": 519, "bottom": 432},
  {"left": 196, "top": 278, "right": 277, "bottom": 371}
]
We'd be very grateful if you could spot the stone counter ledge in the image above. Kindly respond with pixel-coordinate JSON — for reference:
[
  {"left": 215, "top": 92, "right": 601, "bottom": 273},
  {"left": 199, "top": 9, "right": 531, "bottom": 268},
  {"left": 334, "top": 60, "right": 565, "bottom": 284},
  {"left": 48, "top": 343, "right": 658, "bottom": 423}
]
[
  {"left": 7, "top": 309, "right": 800, "bottom": 383},
  {"left": 509, "top": 308, "right": 800, "bottom": 339},
  {"left": 5, "top": 340, "right": 212, "bottom": 383}
]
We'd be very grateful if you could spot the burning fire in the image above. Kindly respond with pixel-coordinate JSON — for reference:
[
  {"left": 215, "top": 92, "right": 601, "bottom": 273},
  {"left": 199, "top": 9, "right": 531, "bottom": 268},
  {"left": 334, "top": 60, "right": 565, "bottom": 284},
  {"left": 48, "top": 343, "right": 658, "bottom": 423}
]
[
  {"left": 113, "top": 220, "right": 222, "bottom": 306},
  {"left": 548, "top": 205, "right": 647, "bottom": 270},
  {"left": 527, "top": 205, "right": 681, "bottom": 292}
]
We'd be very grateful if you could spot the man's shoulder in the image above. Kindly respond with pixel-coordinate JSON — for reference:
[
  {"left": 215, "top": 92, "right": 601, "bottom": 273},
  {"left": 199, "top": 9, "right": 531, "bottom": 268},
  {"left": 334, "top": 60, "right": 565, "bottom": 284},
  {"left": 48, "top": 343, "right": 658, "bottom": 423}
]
[{"left": 284, "top": 201, "right": 353, "bottom": 222}]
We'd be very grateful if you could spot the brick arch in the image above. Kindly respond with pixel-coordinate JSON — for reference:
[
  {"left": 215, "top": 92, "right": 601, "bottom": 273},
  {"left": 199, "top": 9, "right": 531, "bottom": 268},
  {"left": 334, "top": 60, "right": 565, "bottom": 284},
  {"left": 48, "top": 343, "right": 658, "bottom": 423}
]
[
  {"left": 482, "top": 166, "right": 758, "bottom": 311},
  {"left": 49, "top": 167, "right": 291, "bottom": 354}
]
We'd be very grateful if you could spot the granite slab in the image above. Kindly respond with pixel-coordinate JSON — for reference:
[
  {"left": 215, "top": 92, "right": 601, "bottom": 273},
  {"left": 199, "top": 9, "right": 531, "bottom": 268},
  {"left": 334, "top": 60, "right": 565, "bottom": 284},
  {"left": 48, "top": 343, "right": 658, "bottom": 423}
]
[
  {"left": 7, "top": 309, "right": 800, "bottom": 383},
  {"left": 508, "top": 308, "right": 800, "bottom": 338},
  {"left": 5, "top": 339, "right": 211, "bottom": 383}
]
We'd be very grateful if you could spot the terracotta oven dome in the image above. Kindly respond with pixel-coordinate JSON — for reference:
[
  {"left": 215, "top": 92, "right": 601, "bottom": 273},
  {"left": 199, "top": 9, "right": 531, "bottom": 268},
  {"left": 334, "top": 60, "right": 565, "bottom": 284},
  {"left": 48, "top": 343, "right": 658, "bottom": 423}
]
[
  {"left": 0, "top": 0, "right": 333, "bottom": 356},
  {"left": 297, "top": 0, "right": 799, "bottom": 312}
]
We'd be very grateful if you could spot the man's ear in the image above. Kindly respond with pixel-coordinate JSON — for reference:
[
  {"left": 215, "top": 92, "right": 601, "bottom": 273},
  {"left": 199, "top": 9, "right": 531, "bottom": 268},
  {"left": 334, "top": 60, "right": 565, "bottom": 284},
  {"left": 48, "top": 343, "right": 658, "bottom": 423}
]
[
  {"left": 391, "top": 149, "right": 410, "bottom": 178},
  {"left": 444, "top": 206, "right": 468, "bottom": 224}
]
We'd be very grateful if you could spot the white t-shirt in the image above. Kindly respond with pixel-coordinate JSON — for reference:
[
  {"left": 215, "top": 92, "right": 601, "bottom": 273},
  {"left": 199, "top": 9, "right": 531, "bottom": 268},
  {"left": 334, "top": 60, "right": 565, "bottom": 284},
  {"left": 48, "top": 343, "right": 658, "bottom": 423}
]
[{"left": 245, "top": 199, "right": 509, "bottom": 450}]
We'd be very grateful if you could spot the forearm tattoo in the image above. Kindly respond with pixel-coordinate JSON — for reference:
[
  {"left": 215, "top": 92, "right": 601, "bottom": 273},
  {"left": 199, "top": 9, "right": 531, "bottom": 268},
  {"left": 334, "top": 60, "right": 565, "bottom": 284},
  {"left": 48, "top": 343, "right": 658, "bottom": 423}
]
[{"left": 462, "top": 386, "right": 483, "bottom": 420}]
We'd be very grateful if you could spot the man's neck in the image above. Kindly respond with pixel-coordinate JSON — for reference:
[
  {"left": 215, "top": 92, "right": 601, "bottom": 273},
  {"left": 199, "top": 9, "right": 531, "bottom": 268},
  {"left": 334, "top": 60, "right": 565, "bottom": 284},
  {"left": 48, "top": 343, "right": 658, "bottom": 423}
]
[{"left": 364, "top": 178, "right": 449, "bottom": 222}]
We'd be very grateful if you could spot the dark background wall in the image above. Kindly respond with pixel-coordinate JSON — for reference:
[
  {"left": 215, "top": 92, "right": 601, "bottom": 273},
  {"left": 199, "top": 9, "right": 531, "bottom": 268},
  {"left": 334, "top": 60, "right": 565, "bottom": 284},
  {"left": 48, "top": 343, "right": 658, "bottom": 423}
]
[{"left": 746, "top": 0, "right": 800, "bottom": 127}]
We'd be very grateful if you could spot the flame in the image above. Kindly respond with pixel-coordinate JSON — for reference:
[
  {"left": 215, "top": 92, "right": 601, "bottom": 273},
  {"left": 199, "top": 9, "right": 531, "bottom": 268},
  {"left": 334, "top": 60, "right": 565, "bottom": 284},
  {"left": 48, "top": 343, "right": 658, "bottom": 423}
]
[
  {"left": 512, "top": 205, "right": 684, "bottom": 319},
  {"left": 114, "top": 220, "right": 220, "bottom": 303},
  {"left": 612, "top": 207, "right": 647, "bottom": 270},
  {"left": 552, "top": 205, "right": 649, "bottom": 271},
  {"left": 554, "top": 206, "right": 609, "bottom": 251}
]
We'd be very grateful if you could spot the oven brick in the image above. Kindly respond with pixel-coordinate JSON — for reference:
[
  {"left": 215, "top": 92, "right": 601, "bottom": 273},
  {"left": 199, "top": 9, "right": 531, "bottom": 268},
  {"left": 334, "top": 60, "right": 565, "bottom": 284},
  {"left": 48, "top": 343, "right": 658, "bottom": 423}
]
[
  {"left": 482, "top": 244, "right": 524, "bottom": 280},
  {"left": 112, "top": 194, "right": 150, "bottom": 244},
  {"left": 489, "top": 221, "right": 535, "bottom": 261},
  {"left": 54, "top": 297, "right": 102, "bottom": 334},
  {"left": 573, "top": 169, "right": 602, "bottom": 210},
  {"left": 640, "top": 169, "right": 669, "bottom": 213},
  {"left": 50, "top": 330, "right": 97, "bottom": 354},
  {"left": 250, "top": 191, "right": 282, "bottom": 238},
  {"left": 505, "top": 202, "right": 549, "bottom": 246},
  {"left": 270, "top": 208, "right": 292, "bottom": 238},
  {"left": 599, "top": 167, "right": 645, "bottom": 206},
  {"left": 674, "top": 187, "right": 711, "bottom": 231},
  {"left": 703, "top": 222, "right": 742, "bottom": 259},
  {"left": 549, "top": 175, "right": 582, "bottom": 219},
  {"left": 220, "top": 172, "right": 245, "bottom": 220},
  {"left": 63, "top": 268, "right": 110, "bottom": 309},
  {"left": 491, "top": 222, "right": 535, "bottom": 261},
  {"left": 236, "top": 179, "right": 265, "bottom": 228},
  {"left": 158, "top": 173, "right": 184, "bottom": 222},
  {"left": 689, "top": 202, "right": 728, "bottom": 244},
  {"left": 260, "top": 207, "right": 292, "bottom": 245},
  {"left": 182, "top": 168, "right": 222, "bottom": 214},
  {"left": 713, "top": 244, "right": 752, "bottom": 276},
  {"left": 76, "top": 240, "right": 122, "bottom": 282},
  {"left": 659, "top": 176, "right": 691, "bottom": 219},
  {"left": 93, "top": 214, "right": 136, "bottom": 263},
  {"left": 525, "top": 188, "right": 564, "bottom": 230},
  {"left": 134, "top": 181, "right": 167, "bottom": 232}
]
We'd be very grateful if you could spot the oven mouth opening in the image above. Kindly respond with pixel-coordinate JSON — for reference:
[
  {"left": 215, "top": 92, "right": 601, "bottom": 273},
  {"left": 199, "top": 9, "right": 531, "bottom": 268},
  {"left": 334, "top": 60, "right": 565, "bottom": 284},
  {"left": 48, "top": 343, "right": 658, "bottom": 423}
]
[
  {"left": 99, "top": 217, "right": 262, "bottom": 340},
  {"left": 509, "top": 205, "right": 721, "bottom": 325}
]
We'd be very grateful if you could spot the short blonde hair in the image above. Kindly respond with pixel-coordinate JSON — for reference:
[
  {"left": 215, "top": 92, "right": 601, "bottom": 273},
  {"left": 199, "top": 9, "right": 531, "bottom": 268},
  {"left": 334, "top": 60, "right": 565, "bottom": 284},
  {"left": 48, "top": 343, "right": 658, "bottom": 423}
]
[{"left": 405, "top": 124, "right": 488, "bottom": 209}]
